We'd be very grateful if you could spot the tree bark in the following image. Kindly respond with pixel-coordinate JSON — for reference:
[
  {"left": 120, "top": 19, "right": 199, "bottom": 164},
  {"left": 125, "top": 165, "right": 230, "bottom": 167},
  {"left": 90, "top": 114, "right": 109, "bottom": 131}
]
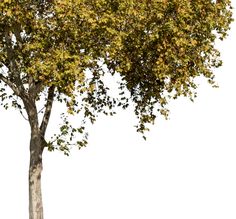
[
  {"left": 21, "top": 87, "right": 54, "bottom": 219},
  {"left": 29, "top": 130, "right": 44, "bottom": 219}
]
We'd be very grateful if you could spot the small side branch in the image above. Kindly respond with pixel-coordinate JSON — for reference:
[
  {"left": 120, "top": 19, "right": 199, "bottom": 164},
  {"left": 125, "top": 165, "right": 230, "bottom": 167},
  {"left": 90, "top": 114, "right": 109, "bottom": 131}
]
[
  {"left": 40, "top": 86, "right": 55, "bottom": 136},
  {"left": 0, "top": 74, "right": 20, "bottom": 96},
  {"left": 19, "top": 109, "right": 29, "bottom": 121}
]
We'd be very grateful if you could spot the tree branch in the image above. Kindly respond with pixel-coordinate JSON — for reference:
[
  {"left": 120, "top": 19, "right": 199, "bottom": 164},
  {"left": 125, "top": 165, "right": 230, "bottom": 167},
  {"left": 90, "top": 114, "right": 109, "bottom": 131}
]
[
  {"left": 4, "top": 27, "right": 26, "bottom": 95},
  {"left": 28, "top": 76, "right": 45, "bottom": 101},
  {"left": 13, "top": 22, "right": 23, "bottom": 50},
  {"left": 40, "top": 86, "right": 55, "bottom": 136},
  {"left": 0, "top": 74, "right": 20, "bottom": 96}
]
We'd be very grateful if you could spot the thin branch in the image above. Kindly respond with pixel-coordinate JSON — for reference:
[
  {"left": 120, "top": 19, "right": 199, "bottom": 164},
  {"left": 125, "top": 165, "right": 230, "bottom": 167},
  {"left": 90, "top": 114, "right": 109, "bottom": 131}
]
[
  {"left": 0, "top": 74, "right": 30, "bottom": 122},
  {"left": 0, "top": 74, "right": 20, "bottom": 96},
  {"left": 12, "top": 95, "right": 29, "bottom": 121},
  {"left": 19, "top": 109, "right": 29, "bottom": 121},
  {"left": 40, "top": 86, "right": 55, "bottom": 136},
  {"left": 38, "top": 105, "right": 46, "bottom": 114}
]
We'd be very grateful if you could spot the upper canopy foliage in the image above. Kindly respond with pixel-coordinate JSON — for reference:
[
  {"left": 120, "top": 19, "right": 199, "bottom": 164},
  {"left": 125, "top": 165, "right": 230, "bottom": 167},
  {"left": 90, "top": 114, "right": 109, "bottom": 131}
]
[{"left": 0, "top": 0, "right": 233, "bottom": 151}]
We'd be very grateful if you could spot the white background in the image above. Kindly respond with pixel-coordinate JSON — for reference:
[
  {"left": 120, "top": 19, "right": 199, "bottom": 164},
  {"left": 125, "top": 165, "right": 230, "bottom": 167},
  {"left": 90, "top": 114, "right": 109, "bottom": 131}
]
[{"left": 0, "top": 4, "right": 236, "bottom": 219}]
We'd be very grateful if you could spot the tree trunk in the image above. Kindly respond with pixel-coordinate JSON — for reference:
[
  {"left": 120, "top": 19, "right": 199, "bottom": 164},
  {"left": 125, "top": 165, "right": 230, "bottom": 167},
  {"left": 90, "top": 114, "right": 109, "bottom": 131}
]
[
  {"left": 22, "top": 86, "right": 54, "bottom": 219},
  {"left": 29, "top": 131, "right": 44, "bottom": 219}
]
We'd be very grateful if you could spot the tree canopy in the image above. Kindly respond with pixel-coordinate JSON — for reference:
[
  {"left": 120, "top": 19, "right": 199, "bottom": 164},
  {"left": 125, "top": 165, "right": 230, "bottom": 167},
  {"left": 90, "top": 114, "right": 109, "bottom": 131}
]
[
  {"left": 0, "top": 0, "right": 233, "bottom": 152},
  {"left": 0, "top": 1, "right": 234, "bottom": 218}
]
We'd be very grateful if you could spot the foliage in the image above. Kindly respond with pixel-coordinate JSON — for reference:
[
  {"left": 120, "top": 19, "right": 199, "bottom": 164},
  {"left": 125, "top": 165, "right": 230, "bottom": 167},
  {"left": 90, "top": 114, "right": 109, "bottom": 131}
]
[{"left": 0, "top": 0, "right": 233, "bottom": 152}]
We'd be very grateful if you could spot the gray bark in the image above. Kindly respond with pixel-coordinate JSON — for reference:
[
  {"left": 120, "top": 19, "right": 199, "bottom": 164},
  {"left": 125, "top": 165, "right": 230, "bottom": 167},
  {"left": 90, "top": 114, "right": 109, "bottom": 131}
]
[
  {"left": 27, "top": 86, "right": 54, "bottom": 219},
  {"left": 29, "top": 129, "right": 44, "bottom": 219}
]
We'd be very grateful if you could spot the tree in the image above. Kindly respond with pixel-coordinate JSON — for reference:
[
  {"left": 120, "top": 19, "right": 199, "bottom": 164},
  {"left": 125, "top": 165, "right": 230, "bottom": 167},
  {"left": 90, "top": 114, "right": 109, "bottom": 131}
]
[{"left": 0, "top": 0, "right": 233, "bottom": 218}]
